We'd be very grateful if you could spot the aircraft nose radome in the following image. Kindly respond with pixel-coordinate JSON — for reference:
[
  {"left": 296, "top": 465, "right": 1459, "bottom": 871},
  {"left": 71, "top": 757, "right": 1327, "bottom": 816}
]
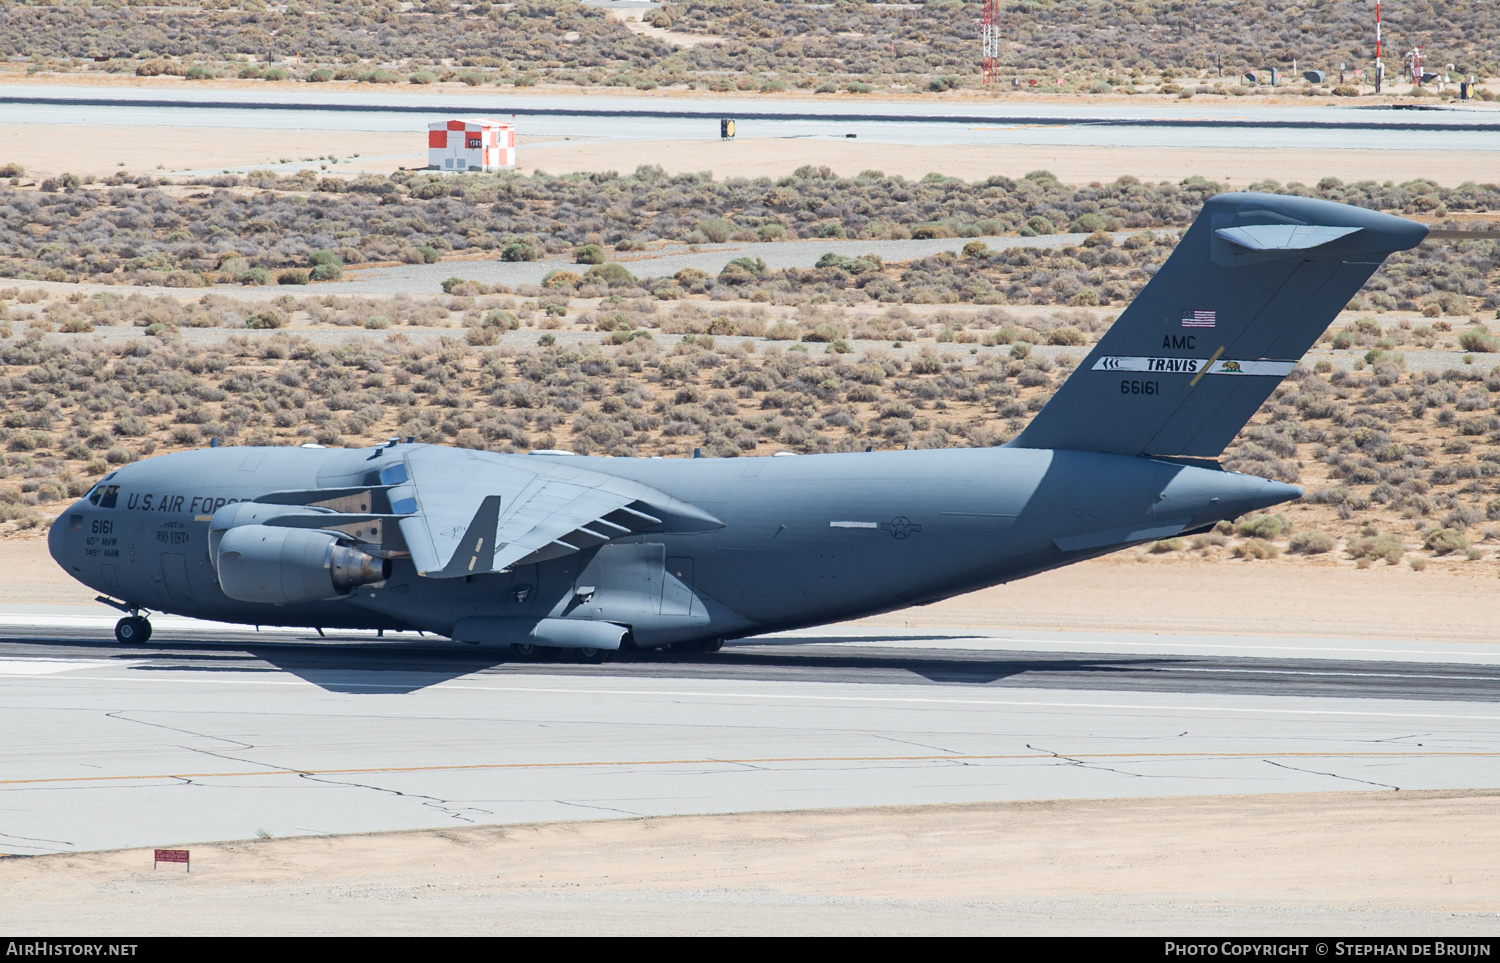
[
  {"left": 1250, "top": 480, "right": 1303, "bottom": 512},
  {"left": 46, "top": 509, "right": 68, "bottom": 568}
]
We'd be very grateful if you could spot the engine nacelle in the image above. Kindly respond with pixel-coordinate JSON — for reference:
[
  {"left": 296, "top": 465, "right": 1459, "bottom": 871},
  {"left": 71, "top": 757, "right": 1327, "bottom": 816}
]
[
  {"left": 208, "top": 501, "right": 329, "bottom": 562},
  {"left": 215, "top": 524, "right": 390, "bottom": 605}
]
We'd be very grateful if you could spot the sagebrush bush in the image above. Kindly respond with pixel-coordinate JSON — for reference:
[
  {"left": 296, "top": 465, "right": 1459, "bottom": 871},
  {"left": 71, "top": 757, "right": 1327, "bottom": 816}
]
[
  {"left": 1234, "top": 513, "right": 1289, "bottom": 539},
  {"left": 1232, "top": 539, "right": 1281, "bottom": 560},
  {"left": 2, "top": 170, "right": 1498, "bottom": 301},
  {"left": 1347, "top": 534, "right": 1405, "bottom": 564},
  {"left": 1288, "top": 531, "right": 1335, "bottom": 554},
  {"left": 1422, "top": 527, "right": 1471, "bottom": 554}
]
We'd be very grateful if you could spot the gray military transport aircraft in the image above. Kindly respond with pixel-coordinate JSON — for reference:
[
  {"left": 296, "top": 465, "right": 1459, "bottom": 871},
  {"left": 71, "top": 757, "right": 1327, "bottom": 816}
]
[{"left": 47, "top": 192, "right": 1428, "bottom": 660}]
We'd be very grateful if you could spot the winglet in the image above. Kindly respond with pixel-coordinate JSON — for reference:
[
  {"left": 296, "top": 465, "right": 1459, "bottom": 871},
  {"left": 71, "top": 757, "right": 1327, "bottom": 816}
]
[{"left": 430, "top": 495, "right": 502, "bottom": 578}]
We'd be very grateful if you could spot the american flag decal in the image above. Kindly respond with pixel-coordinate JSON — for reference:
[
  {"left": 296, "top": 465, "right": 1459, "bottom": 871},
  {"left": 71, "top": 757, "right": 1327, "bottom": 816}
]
[{"left": 1181, "top": 309, "right": 1216, "bottom": 329}]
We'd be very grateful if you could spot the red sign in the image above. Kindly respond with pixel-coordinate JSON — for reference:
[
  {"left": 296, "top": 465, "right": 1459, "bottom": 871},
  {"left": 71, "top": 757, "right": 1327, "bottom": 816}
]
[{"left": 154, "top": 849, "right": 189, "bottom": 870}]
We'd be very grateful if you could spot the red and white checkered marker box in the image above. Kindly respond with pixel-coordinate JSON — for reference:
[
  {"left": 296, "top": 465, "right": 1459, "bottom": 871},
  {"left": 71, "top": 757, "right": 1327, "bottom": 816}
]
[{"left": 428, "top": 119, "right": 515, "bottom": 171}]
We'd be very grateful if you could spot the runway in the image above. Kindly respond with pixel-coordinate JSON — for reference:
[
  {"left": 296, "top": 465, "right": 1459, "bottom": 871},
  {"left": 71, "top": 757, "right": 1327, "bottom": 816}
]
[
  {"left": 5, "top": 84, "right": 1500, "bottom": 151},
  {"left": 3, "top": 607, "right": 1499, "bottom": 855}
]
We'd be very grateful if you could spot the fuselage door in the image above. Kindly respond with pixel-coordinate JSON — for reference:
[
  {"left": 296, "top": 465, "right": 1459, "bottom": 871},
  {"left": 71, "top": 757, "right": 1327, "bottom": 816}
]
[
  {"left": 161, "top": 553, "right": 195, "bottom": 603},
  {"left": 662, "top": 557, "right": 696, "bottom": 617}
]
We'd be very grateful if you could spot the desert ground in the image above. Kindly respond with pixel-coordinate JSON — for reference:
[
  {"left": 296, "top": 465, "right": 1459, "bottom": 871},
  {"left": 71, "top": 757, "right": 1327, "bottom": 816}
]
[
  {"left": 7, "top": 791, "right": 1500, "bottom": 935},
  {"left": 520, "top": 141, "right": 1500, "bottom": 191},
  {"left": 4, "top": 66, "right": 1500, "bottom": 935},
  {"left": 2, "top": 122, "right": 1494, "bottom": 188}
]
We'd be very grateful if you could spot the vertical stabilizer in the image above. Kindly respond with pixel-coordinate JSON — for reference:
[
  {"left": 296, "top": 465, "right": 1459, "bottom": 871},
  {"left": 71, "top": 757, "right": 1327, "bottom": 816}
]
[{"left": 1009, "top": 193, "right": 1426, "bottom": 457}]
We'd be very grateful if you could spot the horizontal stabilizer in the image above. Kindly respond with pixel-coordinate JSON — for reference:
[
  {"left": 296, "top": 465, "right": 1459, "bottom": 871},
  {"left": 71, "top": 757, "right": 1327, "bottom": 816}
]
[{"left": 1214, "top": 224, "right": 1361, "bottom": 252}]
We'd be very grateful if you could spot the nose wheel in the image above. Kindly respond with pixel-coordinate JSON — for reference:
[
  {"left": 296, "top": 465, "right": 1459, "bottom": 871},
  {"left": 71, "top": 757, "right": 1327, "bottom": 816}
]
[{"left": 115, "top": 616, "right": 152, "bottom": 645}]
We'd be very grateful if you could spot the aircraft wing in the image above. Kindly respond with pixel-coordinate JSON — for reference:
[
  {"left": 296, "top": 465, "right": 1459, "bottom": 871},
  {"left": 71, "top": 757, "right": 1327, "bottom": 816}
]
[{"left": 384, "top": 447, "right": 722, "bottom": 578}]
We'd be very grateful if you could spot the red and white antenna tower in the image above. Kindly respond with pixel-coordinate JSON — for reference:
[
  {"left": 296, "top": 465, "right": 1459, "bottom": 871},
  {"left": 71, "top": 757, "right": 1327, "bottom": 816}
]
[
  {"left": 980, "top": 0, "right": 999, "bottom": 84},
  {"left": 1374, "top": 1, "right": 1384, "bottom": 92}
]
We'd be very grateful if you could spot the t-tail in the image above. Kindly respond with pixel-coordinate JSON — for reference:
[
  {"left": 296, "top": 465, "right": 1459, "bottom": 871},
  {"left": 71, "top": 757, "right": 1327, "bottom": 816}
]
[{"left": 1009, "top": 192, "right": 1427, "bottom": 458}]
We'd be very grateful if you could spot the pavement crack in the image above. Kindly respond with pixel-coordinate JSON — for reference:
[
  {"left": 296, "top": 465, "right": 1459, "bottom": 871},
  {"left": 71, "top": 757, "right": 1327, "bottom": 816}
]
[
  {"left": 1026, "top": 744, "right": 1150, "bottom": 779},
  {"left": 294, "top": 772, "right": 494, "bottom": 823},
  {"left": 1371, "top": 733, "right": 1433, "bottom": 746},
  {"left": 873, "top": 734, "right": 963, "bottom": 754},
  {"left": 552, "top": 800, "right": 645, "bottom": 817},
  {"left": 0, "top": 830, "right": 74, "bottom": 850},
  {"left": 101, "top": 719, "right": 491, "bottom": 823},
  {"left": 105, "top": 711, "right": 255, "bottom": 751},
  {"left": 1263, "top": 759, "right": 1400, "bottom": 791}
]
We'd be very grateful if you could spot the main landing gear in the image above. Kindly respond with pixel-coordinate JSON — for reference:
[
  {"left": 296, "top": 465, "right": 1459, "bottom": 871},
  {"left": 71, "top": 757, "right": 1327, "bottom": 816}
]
[
  {"left": 506, "top": 642, "right": 614, "bottom": 664},
  {"left": 114, "top": 615, "right": 152, "bottom": 644}
]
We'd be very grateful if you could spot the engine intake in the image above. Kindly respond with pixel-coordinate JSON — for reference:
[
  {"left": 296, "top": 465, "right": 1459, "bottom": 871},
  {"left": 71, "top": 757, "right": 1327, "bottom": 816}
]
[{"left": 215, "top": 524, "right": 391, "bottom": 605}]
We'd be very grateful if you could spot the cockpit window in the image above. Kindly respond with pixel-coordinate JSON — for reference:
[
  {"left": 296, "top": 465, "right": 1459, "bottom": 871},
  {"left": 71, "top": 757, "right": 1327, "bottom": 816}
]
[
  {"left": 97, "top": 485, "right": 119, "bottom": 509},
  {"left": 85, "top": 473, "right": 118, "bottom": 507}
]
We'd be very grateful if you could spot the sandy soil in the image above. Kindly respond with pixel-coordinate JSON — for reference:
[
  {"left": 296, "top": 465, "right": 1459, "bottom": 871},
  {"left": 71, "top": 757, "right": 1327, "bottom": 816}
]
[
  {"left": 517, "top": 138, "right": 1484, "bottom": 188},
  {"left": 865, "top": 552, "right": 1500, "bottom": 643},
  {"left": 0, "top": 125, "right": 419, "bottom": 179},
  {"left": 7, "top": 535, "right": 1500, "bottom": 643},
  {"left": 1, "top": 122, "right": 1481, "bottom": 187},
  {"left": 6, "top": 791, "right": 1500, "bottom": 934},
  {"left": 604, "top": 4, "right": 722, "bottom": 48},
  {"left": 0, "top": 538, "right": 109, "bottom": 606}
]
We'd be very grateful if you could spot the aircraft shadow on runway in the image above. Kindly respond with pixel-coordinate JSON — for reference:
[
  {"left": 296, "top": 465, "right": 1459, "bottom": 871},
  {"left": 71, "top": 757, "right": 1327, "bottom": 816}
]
[
  {"left": 679, "top": 646, "right": 1165, "bottom": 686},
  {"left": 4, "top": 635, "right": 508, "bottom": 694},
  {"left": 11, "top": 633, "right": 1499, "bottom": 701},
  {"left": 145, "top": 642, "right": 509, "bottom": 694},
  {"left": 4, "top": 632, "right": 1168, "bottom": 693}
]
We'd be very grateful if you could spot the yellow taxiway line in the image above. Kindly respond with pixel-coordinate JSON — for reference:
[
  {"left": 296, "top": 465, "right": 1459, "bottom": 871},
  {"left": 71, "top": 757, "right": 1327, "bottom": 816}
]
[{"left": 3, "top": 749, "right": 1495, "bottom": 787}]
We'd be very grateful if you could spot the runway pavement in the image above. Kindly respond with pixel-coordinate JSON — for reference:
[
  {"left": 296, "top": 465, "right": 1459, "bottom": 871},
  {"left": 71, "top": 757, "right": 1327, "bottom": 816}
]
[
  {"left": 5, "top": 84, "right": 1500, "bottom": 152},
  {"left": 2, "top": 606, "right": 1499, "bottom": 855}
]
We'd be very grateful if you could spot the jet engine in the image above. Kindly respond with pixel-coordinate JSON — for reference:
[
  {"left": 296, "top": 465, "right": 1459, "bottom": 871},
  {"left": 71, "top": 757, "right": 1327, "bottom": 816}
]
[{"left": 215, "top": 524, "right": 390, "bottom": 605}]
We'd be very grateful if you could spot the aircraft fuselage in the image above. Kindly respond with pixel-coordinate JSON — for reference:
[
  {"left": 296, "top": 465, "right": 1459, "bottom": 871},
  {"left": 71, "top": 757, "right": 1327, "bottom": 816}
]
[{"left": 47, "top": 444, "right": 1295, "bottom": 647}]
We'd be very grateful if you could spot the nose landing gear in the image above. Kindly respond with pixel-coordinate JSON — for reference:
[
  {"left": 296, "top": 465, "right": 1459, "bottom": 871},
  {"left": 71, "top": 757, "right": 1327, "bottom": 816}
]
[
  {"left": 96, "top": 596, "right": 153, "bottom": 645},
  {"left": 114, "top": 615, "right": 152, "bottom": 644}
]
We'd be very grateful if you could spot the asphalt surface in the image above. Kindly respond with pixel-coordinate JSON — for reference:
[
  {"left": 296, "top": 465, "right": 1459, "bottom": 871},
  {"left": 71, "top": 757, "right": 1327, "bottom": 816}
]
[
  {"left": 3, "top": 634, "right": 1499, "bottom": 704},
  {"left": 4, "top": 607, "right": 1500, "bottom": 853},
  {"left": 5, "top": 85, "right": 1500, "bottom": 151}
]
